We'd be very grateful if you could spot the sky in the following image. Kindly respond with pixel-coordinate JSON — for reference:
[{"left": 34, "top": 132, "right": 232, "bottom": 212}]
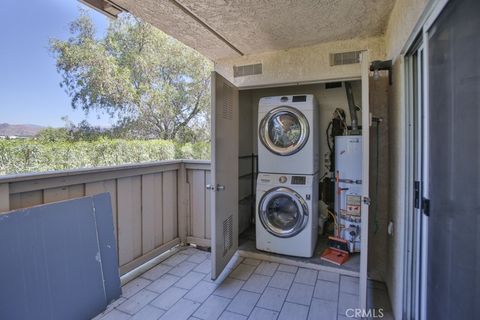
[{"left": 0, "top": 0, "right": 113, "bottom": 127}]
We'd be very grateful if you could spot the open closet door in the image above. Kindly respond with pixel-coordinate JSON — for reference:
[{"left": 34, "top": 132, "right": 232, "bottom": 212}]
[
  {"left": 209, "top": 72, "right": 239, "bottom": 280},
  {"left": 359, "top": 51, "right": 370, "bottom": 310}
]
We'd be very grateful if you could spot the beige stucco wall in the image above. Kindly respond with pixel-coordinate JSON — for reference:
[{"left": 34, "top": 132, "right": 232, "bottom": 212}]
[
  {"left": 383, "top": 0, "right": 428, "bottom": 319},
  {"left": 215, "top": 36, "right": 386, "bottom": 87}
]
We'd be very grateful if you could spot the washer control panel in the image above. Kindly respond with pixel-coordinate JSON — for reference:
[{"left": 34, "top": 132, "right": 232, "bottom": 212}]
[{"left": 291, "top": 176, "right": 306, "bottom": 185}]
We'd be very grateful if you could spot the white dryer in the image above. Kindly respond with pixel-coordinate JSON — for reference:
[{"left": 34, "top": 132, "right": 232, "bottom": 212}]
[
  {"left": 256, "top": 173, "right": 318, "bottom": 257},
  {"left": 258, "top": 95, "right": 319, "bottom": 175}
]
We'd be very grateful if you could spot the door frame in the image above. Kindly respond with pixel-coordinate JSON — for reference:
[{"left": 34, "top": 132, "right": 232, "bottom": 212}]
[
  {"left": 403, "top": 0, "right": 451, "bottom": 319},
  {"left": 403, "top": 38, "right": 425, "bottom": 320}
]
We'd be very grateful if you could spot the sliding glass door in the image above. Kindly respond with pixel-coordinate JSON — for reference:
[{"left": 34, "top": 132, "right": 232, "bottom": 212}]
[{"left": 425, "top": 0, "right": 480, "bottom": 318}]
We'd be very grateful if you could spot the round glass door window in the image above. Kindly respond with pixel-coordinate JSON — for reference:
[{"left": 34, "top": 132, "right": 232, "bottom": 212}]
[
  {"left": 260, "top": 107, "right": 309, "bottom": 155},
  {"left": 258, "top": 187, "right": 308, "bottom": 238}
]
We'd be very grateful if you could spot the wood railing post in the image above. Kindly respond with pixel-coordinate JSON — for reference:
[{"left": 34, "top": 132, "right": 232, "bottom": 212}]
[
  {"left": 177, "top": 162, "right": 189, "bottom": 244},
  {"left": 0, "top": 183, "right": 10, "bottom": 213}
]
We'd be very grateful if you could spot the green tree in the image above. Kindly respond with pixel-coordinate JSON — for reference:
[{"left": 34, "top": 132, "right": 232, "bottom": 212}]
[
  {"left": 50, "top": 11, "right": 212, "bottom": 142},
  {"left": 36, "top": 127, "right": 70, "bottom": 143}
]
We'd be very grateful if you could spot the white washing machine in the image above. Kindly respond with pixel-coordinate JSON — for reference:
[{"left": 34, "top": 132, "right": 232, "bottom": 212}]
[
  {"left": 256, "top": 173, "right": 318, "bottom": 257},
  {"left": 258, "top": 95, "right": 319, "bottom": 175}
]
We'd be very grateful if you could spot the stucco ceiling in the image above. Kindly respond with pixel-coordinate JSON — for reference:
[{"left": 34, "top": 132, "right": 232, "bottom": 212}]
[{"left": 114, "top": 0, "right": 396, "bottom": 60}]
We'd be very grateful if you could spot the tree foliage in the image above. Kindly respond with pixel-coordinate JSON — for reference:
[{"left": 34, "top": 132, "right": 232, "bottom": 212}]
[
  {"left": 0, "top": 138, "right": 210, "bottom": 175},
  {"left": 50, "top": 11, "right": 213, "bottom": 142}
]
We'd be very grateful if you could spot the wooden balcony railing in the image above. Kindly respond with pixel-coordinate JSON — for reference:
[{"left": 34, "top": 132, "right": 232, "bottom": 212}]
[{"left": 0, "top": 160, "right": 211, "bottom": 275}]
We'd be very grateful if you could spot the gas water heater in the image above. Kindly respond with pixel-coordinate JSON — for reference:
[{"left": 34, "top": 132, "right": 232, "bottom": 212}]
[{"left": 335, "top": 135, "right": 362, "bottom": 253}]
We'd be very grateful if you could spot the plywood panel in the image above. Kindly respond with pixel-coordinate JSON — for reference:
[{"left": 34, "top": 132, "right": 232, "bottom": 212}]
[
  {"left": 141, "top": 173, "right": 163, "bottom": 254},
  {"left": 85, "top": 180, "right": 118, "bottom": 237},
  {"left": 117, "top": 176, "right": 142, "bottom": 266},
  {"left": 205, "top": 171, "right": 212, "bottom": 239},
  {"left": 189, "top": 170, "right": 206, "bottom": 238},
  {"left": 162, "top": 170, "right": 177, "bottom": 242},
  {"left": 10, "top": 190, "right": 43, "bottom": 210},
  {"left": 44, "top": 184, "right": 85, "bottom": 203}
]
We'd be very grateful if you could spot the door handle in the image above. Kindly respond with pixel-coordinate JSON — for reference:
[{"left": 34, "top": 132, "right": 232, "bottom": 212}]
[{"left": 206, "top": 184, "right": 225, "bottom": 191}]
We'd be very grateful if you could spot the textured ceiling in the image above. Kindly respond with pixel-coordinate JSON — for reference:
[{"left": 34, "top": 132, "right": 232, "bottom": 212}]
[{"left": 114, "top": 0, "right": 396, "bottom": 60}]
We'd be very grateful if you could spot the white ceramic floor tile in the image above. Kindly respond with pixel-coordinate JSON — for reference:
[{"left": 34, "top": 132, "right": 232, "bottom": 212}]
[
  {"left": 294, "top": 268, "right": 318, "bottom": 285},
  {"left": 169, "top": 261, "right": 198, "bottom": 277},
  {"left": 248, "top": 307, "right": 279, "bottom": 320},
  {"left": 151, "top": 287, "right": 188, "bottom": 310},
  {"left": 313, "top": 279, "right": 339, "bottom": 302},
  {"left": 96, "top": 250, "right": 392, "bottom": 320},
  {"left": 184, "top": 280, "right": 218, "bottom": 303},
  {"left": 254, "top": 261, "right": 279, "bottom": 277},
  {"left": 122, "top": 277, "right": 152, "bottom": 298},
  {"left": 142, "top": 264, "right": 173, "bottom": 281},
  {"left": 147, "top": 274, "right": 181, "bottom": 294},
  {"left": 307, "top": 298, "right": 337, "bottom": 320},
  {"left": 226, "top": 290, "right": 260, "bottom": 316},
  {"left": 99, "top": 309, "right": 131, "bottom": 320},
  {"left": 175, "top": 271, "right": 206, "bottom": 290},
  {"left": 214, "top": 278, "right": 245, "bottom": 298},
  {"left": 268, "top": 271, "right": 295, "bottom": 290},
  {"left": 242, "top": 274, "right": 271, "bottom": 293},
  {"left": 159, "top": 298, "right": 201, "bottom": 320},
  {"left": 163, "top": 253, "right": 189, "bottom": 267},
  {"left": 193, "top": 295, "right": 231, "bottom": 320},
  {"left": 194, "top": 260, "right": 212, "bottom": 274},
  {"left": 188, "top": 253, "right": 208, "bottom": 264},
  {"left": 130, "top": 305, "right": 165, "bottom": 320},
  {"left": 317, "top": 270, "right": 340, "bottom": 283},
  {"left": 229, "top": 264, "right": 256, "bottom": 281},
  {"left": 286, "top": 283, "right": 314, "bottom": 306},
  {"left": 278, "top": 302, "right": 309, "bottom": 320},
  {"left": 256, "top": 287, "right": 288, "bottom": 311},
  {"left": 116, "top": 289, "right": 158, "bottom": 315},
  {"left": 218, "top": 311, "right": 248, "bottom": 320}
]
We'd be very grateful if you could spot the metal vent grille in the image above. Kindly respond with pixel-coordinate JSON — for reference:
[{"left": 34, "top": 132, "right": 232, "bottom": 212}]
[
  {"left": 222, "top": 84, "right": 233, "bottom": 120},
  {"left": 330, "top": 51, "right": 361, "bottom": 66},
  {"left": 223, "top": 215, "right": 233, "bottom": 256},
  {"left": 233, "top": 63, "right": 262, "bottom": 77}
]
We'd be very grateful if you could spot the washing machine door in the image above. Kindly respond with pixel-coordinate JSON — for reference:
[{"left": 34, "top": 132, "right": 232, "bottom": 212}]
[
  {"left": 259, "top": 106, "right": 309, "bottom": 156},
  {"left": 258, "top": 187, "right": 309, "bottom": 238}
]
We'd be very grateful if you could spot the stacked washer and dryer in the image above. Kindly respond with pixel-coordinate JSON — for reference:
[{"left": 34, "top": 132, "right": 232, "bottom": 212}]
[{"left": 255, "top": 95, "right": 320, "bottom": 258}]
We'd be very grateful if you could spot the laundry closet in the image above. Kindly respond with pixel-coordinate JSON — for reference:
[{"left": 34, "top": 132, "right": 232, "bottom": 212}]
[
  {"left": 237, "top": 80, "right": 363, "bottom": 269},
  {"left": 209, "top": 53, "right": 388, "bottom": 308}
]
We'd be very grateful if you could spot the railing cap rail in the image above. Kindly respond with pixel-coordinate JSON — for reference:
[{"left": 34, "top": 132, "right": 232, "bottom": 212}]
[{"left": 0, "top": 159, "right": 211, "bottom": 184}]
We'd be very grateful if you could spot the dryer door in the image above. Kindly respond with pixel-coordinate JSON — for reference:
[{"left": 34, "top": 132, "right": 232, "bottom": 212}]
[
  {"left": 259, "top": 106, "right": 309, "bottom": 155},
  {"left": 258, "top": 187, "right": 309, "bottom": 238}
]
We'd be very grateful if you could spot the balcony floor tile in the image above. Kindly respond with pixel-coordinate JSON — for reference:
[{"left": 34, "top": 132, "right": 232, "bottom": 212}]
[{"left": 93, "top": 247, "right": 392, "bottom": 320}]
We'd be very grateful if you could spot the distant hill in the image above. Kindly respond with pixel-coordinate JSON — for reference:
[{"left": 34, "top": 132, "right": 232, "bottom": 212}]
[{"left": 0, "top": 123, "right": 45, "bottom": 137}]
